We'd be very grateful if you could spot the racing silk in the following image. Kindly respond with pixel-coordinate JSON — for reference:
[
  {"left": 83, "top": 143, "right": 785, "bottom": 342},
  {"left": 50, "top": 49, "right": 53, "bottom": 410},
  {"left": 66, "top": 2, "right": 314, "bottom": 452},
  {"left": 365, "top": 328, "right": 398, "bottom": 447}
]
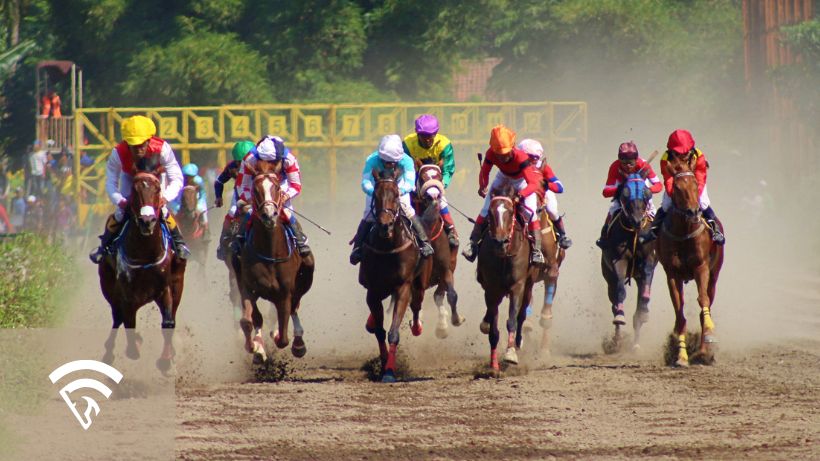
[
  {"left": 478, "top": 147, "right": 541, "bottom": 197},
  {"left": 170, "top": 175, "right": 207, "bottom": 214},
  {"left": 214, "top": 159, "right": 242, "bottom": 201},
  {"left": 361, "top": 151, "right": 416, "bottom": 196},
  {"left": 535, "top": 163, "right": 564, "bottom": 199},
  {"left": 106, "top": 136, "right": 183, "bottom": 205},
  {"left": 402, "top": 133, "right": 455, "bottom": 187},
  {"left": 602, "top": 158, "right": 663, "bottom": 198},
  {"left": 238, "top": 149, "right": 301, "bottom": 203},
  {"left": 660, "top": 148, "right": 707, "bottom": 195}
]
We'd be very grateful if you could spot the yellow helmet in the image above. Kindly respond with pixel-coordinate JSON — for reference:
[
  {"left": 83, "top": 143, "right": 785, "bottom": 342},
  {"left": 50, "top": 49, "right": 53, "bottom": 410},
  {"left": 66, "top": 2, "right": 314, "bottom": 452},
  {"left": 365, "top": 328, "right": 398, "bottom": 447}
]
[{"left": 121, "top": 115, "right": 157, "bottom": 146}]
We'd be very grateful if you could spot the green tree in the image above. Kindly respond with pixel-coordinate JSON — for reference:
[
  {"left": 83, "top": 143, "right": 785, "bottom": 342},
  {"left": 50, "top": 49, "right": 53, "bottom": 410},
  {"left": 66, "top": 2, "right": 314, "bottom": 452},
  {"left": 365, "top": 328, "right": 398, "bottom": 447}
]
[{"left": 777, "top": 19, "right": 820, "bottom": 121}]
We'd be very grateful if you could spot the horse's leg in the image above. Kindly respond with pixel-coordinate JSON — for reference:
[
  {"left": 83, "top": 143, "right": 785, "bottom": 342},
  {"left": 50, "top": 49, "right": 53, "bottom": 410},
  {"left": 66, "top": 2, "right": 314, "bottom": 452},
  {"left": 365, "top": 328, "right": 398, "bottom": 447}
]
[
  {"left": 633, "top": 262, "right": 655, "bottom": 349},
  {"left": 383, "top": 283, "right": 412, "bottom": 383},
  {"left": 518, "top": 280, "right": 534, "bottom": 350},
  {"left": 695, "top": 265, "right": 716, "bottom": 353},
  {"left": 539, "top": 272, "right": 558, "bottom": 354},
  {"left": 611, "top": 258, "right": 629, "bottom": 325},
  {"left": 666, "top": 276, "right": 688, "bottom": 367},
  {"left": 503, "top": 281, "right": 526, "bottom": 365},
  {"left": 290, "top": 308, "right": 307, "bottom": 358},
  {"left": 409, "top": 283, "right": 423, "bottom": 337},
  {"left": 123, "top": 306, "right": 142, "bottom": 360},
  {"left": 156, "top": 287, "right": 176, "bottom": 372},
  {"left": 483, "top": 290, "right": 503, "bottom": 373},
  {"left": 272, "top": 292, "right": 292, "bottom": 349},
  {"left": 443, "top": 268, "right": 463, "bottom": 328},
  {"left": 366, "top": 290, "right": 388, "bottom": 369},
  {"left": 102, "top": 306, "right": 124, "bottom": 365},
  {"left": 433, "top": 282, "right": 449, "bottom": 339}
]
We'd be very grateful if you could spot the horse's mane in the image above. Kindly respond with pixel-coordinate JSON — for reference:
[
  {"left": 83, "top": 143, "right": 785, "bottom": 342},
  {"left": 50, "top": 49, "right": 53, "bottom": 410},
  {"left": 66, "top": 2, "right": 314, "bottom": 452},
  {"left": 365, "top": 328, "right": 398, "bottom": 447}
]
[{"left": 491, "top": 183, "right": 517, "bottom": 200}]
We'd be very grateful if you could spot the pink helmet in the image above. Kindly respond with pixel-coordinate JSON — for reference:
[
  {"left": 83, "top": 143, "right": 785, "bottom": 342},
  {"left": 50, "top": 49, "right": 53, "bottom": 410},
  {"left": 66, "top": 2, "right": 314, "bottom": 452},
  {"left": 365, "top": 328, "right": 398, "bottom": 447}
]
[
  {"left": 618, "top": 141, "right": 639, "bottom": 160},
  {"left": 414, "top": 114, "right": 439, "bottom": 136}
]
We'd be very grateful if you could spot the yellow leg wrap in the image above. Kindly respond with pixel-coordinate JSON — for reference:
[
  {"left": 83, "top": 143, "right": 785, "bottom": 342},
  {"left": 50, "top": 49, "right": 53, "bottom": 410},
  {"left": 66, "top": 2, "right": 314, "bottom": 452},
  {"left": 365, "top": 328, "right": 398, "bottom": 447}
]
[
  {"left": 165, "top": 213, "right": 177, "bottom": 230},
  {"left": 702, "top": 306, "right": 715, "bottom": 331},
  {"left": 678, "top": 334, "right": 688, "bottom": 362}
]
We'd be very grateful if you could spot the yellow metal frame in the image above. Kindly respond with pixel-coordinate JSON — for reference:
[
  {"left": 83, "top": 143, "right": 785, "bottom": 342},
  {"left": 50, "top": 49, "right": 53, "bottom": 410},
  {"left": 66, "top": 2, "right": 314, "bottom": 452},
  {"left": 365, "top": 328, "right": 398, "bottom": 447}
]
[{"left": 72, "top": 102, "right": 587, "bottom": 223}]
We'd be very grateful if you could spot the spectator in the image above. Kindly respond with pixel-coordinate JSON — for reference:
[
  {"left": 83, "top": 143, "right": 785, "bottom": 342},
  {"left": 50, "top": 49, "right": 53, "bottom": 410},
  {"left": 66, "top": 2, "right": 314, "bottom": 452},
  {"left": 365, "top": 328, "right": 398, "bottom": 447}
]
[
  {"left": 0, "top": 159, "right": 9, "bottom": 207},
  {"left": 0, "top": 200, "right": 12, "bottom": 233},
  {"left": 80, "top": 151, "right": 94, "bottom": 168},
  {"left": 10, "top": 188, "right": 25, "bottom": 230},
  {"left": 40, "top": 90, "right": 62, "bottom": 118},
  {"left": 24, "top": 195, "right": 43, "bottom": 233},
  {"left": 27, "top": 142, "right": 50, "bottom": 197}
]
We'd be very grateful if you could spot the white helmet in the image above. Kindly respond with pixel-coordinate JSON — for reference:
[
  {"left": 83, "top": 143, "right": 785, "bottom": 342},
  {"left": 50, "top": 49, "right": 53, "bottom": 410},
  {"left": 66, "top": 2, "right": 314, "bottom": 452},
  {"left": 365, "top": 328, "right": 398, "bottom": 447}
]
[
  {"left": 517, "top": 138, "right": 544, "bottom": 162},
  {"left": 378, "top": 134, "right": 404, "bottom": 163}
]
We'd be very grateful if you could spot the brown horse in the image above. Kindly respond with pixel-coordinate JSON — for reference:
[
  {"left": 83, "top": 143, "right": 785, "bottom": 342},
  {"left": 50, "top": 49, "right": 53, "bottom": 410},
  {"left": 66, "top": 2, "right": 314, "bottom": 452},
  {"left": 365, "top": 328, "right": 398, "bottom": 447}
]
[
  {"left": 412, "top": 165, "right": 465, "bottom": 339},
  {"left": 477, "top": 185, "right": 531, "bottom": 374},
  {"left": 658, "top": 159, "right": 724, "bottom": 367},
  {"left": 99, "top": 171, "right": 186, "bottom": 373},
  {"left": 221, "top": 211, "right": 244, "bottom": 323},
  {"left": 523, "top": 200, "right": 566, "bottom": 354},
  {"left": 232, "top": 161, "right": 314, "bottom": 363},
  {"left": 174, "top": 185, "right": 209, "bottom": 270},
  {"left": 360, "top": 168, "right": 420, "bottom": 383}
]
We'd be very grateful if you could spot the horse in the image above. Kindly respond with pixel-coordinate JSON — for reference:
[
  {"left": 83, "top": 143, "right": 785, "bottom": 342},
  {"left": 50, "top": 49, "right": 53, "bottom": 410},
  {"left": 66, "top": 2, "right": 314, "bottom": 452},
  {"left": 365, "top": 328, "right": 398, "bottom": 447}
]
[
  {"left": 599, "top": 171, "right": 658, "bottom": 352},
  {"left": 657, "top": 158, "right": 724, "bottom": 367},
  {"left": 522, "top": 196, "right": 566, "bottom": 355},
  {"left": 359, "top": 168, "right": 420, "bottom": 383},
  {"left": 99, "top": 171, "right": 187, "bottom": 373},
  {"left": 232, "top": 160, "right": 314, "bottom": 363},
  {"left": 173, "top": 185, "right": 209, "bottom": 271},
  {"left": 411, "top": 164, "right": 465, "bottom": 339},
  {"left": 220, "top": 211, "right": 244, "bottom": 323},
  {"left": 476, "top": 185, "right": 531, "bottom": 375}
]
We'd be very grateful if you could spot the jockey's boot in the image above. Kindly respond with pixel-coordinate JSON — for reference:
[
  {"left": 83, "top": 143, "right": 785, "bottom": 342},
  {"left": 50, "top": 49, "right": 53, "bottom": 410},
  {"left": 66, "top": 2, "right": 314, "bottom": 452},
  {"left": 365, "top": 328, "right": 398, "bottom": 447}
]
[
  {"left": 595, "top": 214, "right": 612, "bottom": 249},
  {"left": 89, "top": 214, "right": 122, "bottom": 264},
  {"left": 702, "top": 206, "right": 725, "bottom": 245},
  {"left": 411, "top": 216, "right": 435, "bottom": 258},
  {"left": 553, "top": 216, "right": 572, "bottom": 249},
  {"left": 349, "top": 219, "right": 373, "bottom": 265},
  {"left": 442, "top": 212, "right": 459, "bottom": 247},
  {"left": 167, "top": 220, "right": 191, "bottom": 260},
  {"left": 216, "top": 218, "right": 231, "bottom": 261},
  {"left": 461, "top": 219, "right": 487, "bottom": 262},
  {"left": 641, "top": 208, "right": 667, "bottom": 243},
  {"left": 530, "top": 228, "right": 546, "bottom": 265},
  {"left": 288, "top": 219, "right": 312, "bottom": 256}
]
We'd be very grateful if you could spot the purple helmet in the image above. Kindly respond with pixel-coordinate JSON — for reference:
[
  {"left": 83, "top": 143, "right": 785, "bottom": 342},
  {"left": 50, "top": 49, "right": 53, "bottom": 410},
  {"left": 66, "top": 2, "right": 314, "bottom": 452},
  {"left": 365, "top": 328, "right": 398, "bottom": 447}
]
[{"left": 414, "top": 114, "right": 439, "bottom": 136}]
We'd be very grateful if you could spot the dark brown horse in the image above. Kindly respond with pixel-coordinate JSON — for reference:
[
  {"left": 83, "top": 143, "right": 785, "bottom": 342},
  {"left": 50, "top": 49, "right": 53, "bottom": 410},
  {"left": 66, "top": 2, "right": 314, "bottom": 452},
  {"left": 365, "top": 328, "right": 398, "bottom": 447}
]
[
  {"left": 658, "top": 159, "right": 724, "bottom": 367},
  {"left": 523, "top": 199, "right": 566, "bottom": 355},
  {"left": 232, "top": 161, "right": 314, "bottom": 363},
  {"left": 360, "top": 168, "right": 420, "bottom": 383},
  {"left": 221, "top": 211, "right": 244, "bottom": 323},
  {"left": 174, "top": 185, "right": 209, "bottom": 270},
  {"left": 477, "top": 185, "right": 531, "bottom": 374},
  {"left": 412, "top": 165, "right": 464, "bottom": 339},
  {"left": 99, "top": 171, "right": 186, "bottom": 373}
]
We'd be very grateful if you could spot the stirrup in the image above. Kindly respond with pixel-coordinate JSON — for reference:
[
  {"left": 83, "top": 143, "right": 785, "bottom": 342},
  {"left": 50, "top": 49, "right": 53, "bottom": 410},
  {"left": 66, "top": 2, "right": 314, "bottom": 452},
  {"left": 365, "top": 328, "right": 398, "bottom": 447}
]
[
  {"left": 462, "top": 243, "right": 478, "bottom": 262},
  {"left": 89, "top": 247, "right": 105, "bottom": 264},
  {"left": 297, "top": 243, "right": 312, "bottom": 256},
  {"left": 420, "top": 242, "right": 434, "bottom": 257},
  {"left": 558, "top": 235, "right": 573, "bottom": 249},
  {"left": 216, "top": 245, "right": 225, "bottom": 261},
  {"left": 530, "top": 250, "right": 545, "bottom": 265},
  {"left": 176, "top": 244, "right": 191, "bottom": 260}
]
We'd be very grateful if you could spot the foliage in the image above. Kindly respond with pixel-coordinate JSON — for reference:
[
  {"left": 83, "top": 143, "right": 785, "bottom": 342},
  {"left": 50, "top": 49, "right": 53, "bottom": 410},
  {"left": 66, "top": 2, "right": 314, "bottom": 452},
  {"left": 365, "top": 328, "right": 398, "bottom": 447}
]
[
  {"left": 0, "top": 234, "right": 73, "bottom": 327},
  {"left": 776, "top": 19, "right": 820, "bottom": 121}
]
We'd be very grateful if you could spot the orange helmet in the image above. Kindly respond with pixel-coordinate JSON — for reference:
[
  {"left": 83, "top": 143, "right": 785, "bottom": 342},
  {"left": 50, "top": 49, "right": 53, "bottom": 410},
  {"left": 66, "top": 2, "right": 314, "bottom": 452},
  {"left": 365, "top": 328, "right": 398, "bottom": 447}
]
[{"left": 489, "top": 125, "right": 516, "bottom": 156}]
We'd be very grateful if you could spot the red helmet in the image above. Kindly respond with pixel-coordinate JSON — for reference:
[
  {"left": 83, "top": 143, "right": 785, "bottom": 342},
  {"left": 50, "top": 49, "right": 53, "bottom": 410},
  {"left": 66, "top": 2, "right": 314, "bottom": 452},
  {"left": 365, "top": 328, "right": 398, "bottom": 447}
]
[{"left": 667, "top": 129, "right": 695, "bottom": 155}]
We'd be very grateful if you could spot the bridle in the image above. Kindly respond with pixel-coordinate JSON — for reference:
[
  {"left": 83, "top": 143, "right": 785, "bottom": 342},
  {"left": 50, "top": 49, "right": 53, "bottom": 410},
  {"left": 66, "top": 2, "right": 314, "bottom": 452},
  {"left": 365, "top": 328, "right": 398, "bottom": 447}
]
[
  {"left": 669, "top": 171, "right": 702, "bottom": 223},
  {"left": 130, "top": 172, "right": 162, "bottom": 222},
  {"left": 252, "top": 173, "right": 282, "bottom": 219},
  {"left": 489, "top": 195, "right": 516, "bottom": 253},
  {"left": 372, "top": 177, "right": 401, "bottom": 226}
]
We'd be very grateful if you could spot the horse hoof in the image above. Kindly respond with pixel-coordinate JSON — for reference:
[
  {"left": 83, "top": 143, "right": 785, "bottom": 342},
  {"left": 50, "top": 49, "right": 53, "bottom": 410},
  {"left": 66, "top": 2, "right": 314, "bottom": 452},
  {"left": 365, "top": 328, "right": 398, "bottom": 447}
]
[
  {"left": 522, "top": 318, "right": 535, "bottom": 334},
  {"left": 291, "top": 337, "right": 307, "bottom": 358},
  {"left": 381, "top": 370, "right": 397, "bottom": 383},
  {"left": 480, "top": 321, "right": 490, "bottom": 335},
  {"left": 435, "top": 323, "right": 449, "bottom": 339},
  {"left": 503, "top": 348, "right": 519, "bottom": 365},
  {"left": 675, "top": 358, "right": 689, "bottom": 368},
  {"left": 451, "top": 315, "right": 465, "bottom": 327},
  {"left": 365, "top": 314, "right": 376, "bottom": 334},
  {"left": 125, "top": 345, "right": 141, "bottom": 360},
  {"left": 539, "top": 317, "right": 553, "bottom": 329},
  {"left": 156, "top": 358, "right": 172, "bottom": 373},
  {"left": 102, "top": 351, "right": 114, "bottom": 365},
  {"left": 632, "top": 343, "right": 642, "bottom": 352},
  {"left": 613, "top": 314, "right": 626, "bottom": 326},
  {"left": 703, "top": 334, "right": 718, "bottom": 344},
  {"left": 252, "top": 352, "right": 266, "bottom": 365},
  {"left": 411, "top": 322, "right": 423, "bottom": 337}
]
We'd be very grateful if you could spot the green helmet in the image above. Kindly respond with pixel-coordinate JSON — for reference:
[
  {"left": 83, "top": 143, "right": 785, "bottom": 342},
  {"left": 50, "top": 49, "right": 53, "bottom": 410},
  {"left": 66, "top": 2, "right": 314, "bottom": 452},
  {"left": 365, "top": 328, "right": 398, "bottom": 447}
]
[{"left": 231, "top": 140, "right": 255, "bottom": 162}]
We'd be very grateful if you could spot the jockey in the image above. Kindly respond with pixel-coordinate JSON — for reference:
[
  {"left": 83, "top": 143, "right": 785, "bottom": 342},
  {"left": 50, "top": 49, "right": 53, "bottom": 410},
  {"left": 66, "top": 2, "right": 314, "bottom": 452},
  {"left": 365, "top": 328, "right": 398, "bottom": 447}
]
[
  {"left": 89, "top": 115, "right": 189, "bottom": 263},
  {"left": 595, "top": 141, "right": 663, "bottom": 249},
  {"left": 169, "top": 162, "right": 209, "bottom": 229},
  {"left": 236, "top": 135, "right": 312, "bottom": 256},
  {"left": 214, "top": 140, "right": 254, "bottom": 260},
  {"left": 349, "top": 134, "right": 435, "bottom": 265},
  {"left": 645, "top": 129, "right": 725, "bottom": 244},
  {"left": 403, "top": 114, "right": 458, "bottom": 247},
  {"left": 462, "top": 125, "right": 545, "bottom": 264},
  {"left": 517, "top": 138, "right": 573, "bottom": 249}
]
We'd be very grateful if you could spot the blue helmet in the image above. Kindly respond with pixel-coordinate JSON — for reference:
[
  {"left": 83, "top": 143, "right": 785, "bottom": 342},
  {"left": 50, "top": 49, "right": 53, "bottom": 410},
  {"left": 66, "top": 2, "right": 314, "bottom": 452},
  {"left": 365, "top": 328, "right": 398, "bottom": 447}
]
[{"left": 181, "top": 163, "right": 199, "bottom": 177}]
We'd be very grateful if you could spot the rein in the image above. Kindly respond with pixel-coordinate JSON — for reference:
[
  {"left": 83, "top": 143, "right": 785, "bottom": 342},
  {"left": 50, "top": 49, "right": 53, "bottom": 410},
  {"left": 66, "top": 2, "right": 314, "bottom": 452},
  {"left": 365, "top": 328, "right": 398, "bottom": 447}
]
[
  {"left": 364, "top": 177, "right": 413, "bottom": 255},
  {"left": 116, "top": 220, "right": 170, "bottom": 270},
  {"left": 662, "top": 170, "right": 706, "bottom": 241}
]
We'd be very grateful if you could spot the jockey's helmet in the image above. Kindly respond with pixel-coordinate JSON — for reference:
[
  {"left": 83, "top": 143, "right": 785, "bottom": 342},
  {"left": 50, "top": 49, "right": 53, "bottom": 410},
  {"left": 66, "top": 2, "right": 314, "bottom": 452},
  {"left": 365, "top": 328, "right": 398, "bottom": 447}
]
[
  {"left": 121, "top": 115, "right": 156, "bottom": 146},
  {"left": 667, "top": 129, "right": 695, "bottom": 155},
  {"left": 255, "top": 135, "right": 286, "bottom": 162},
  {"left": 378, "top": 134, "right": 404, "bottom": 163},
  {"left": 182, "top": 163, "right": 199, "bottom": 177},
  {"left": 517, "top": 139, "right": 544, "bottom": 163},
  {"left": 618, "top": 141, "right": 639, "bottom": 160},
  {"left": 232, "top": 140, "right": 255, "bottom": 162},
  {"left": 489, "top": 125, "right": 516, "bottom": 156},
  {"left": 415, "top": 114, "right": 439, "bottom": 136}
]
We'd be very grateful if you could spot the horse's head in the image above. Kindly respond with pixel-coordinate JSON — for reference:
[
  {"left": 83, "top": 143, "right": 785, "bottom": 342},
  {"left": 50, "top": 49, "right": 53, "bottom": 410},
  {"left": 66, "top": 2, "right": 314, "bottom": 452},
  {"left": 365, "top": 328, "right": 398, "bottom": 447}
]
[
  {"left": 417, "top": 164, "right": 444, "bottom": 216},
  {"left": 619, "top": 171, "right": 652, "bottom": 228},
  {"left": 249, "top": 159, "right": 283, "bottom": 228},
  {"left": 130, "top": 172, "right": 163, "bottom": 235},
  {"left": 181, "top": 185, "right": 198, "bottom": 216},
  {"left": 373, "top": 168, "right": 401, "bottom": 239},
  {"left": 668, "top": 160, "right": 701, "bottom": 223},
  {"left": 487, "top": 184, "right": 517, "bottom": 256}
]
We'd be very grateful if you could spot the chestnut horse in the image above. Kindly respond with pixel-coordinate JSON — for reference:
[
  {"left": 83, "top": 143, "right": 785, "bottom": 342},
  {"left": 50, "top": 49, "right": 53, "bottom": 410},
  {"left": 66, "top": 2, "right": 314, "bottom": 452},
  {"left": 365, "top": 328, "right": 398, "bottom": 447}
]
[
  {"left": 174, "top": 185, "right": 209, "bottom": 270},
  {"left": 232, "top": 161, "right": 314, "bottom": 363},
  {"left": 477, "top": 185, "right": 531, "bottom": 374},
  {"left": 412, "top": 165, "right": 465, "bottom": 339},
  {"left": 360, "top": 168, "right": 420, "bottom": 383},
  {"left": 99, "top": 171, "right": 186, "bottom": 373},
  {"left": 600, "top": 171, "right": 658, "bottom": 351},
  {"left": 658, "top": 159, "right": 724, "bottom": 366}
]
